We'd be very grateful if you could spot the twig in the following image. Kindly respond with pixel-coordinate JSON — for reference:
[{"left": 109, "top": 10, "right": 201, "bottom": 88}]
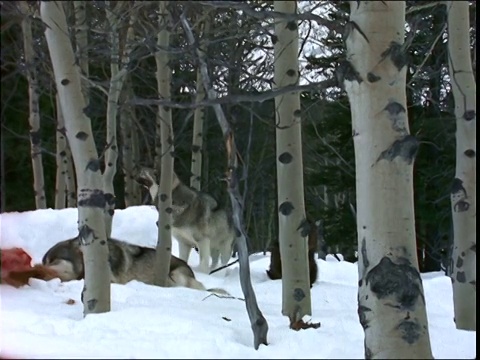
[{"left": 209, "top": 258, "right": 240, "bottom": 275}]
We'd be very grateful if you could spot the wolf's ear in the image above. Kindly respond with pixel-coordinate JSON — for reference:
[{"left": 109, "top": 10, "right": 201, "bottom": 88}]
[
  {"left": 135, "top": 167, "right": 160, "bottom": 201},
  {"left": 135, "top": 167, "right": 157, "bottom": 189}
]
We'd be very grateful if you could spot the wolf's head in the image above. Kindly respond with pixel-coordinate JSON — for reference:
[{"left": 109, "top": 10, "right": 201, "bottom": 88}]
[
  {"left": 42, "top": 238, "right": 85, "bottom": 281},
  {"left": 135, "top": 166, "right": 181, "bottom": 201}
]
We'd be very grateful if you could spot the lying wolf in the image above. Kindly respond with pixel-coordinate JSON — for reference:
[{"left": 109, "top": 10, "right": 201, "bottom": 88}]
[
  {"left": 136, "top": 167, "right": 234, "bottom": 274},
  {"left": 42, "top": 237, "right": 226, "bottom": 293}
]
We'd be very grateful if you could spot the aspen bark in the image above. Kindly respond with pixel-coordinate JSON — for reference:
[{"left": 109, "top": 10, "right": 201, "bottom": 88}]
[
  {"left": 55, "top": 94, "right": 67, "bottom": 209},
  {"left": 20, "top": 1, "right": 47, "bottom": 209},
  {"left": 103, "top": 1, "right": 137, "bottom": 236},
  {"left": 190, "top": 14, "right": 211, "bottom": 191},
  {"left": 153, "top": 0, "right": 173, "bottom": 286},
  {"left": 343, "top": 2, "right": 433, "bottom": 358},
  {"left": 273, "top": 0, "right": 312, "bottom": 325},
  {"left": 41, "top": 0, "right": 111, "bottom": 315},
  {"left": 120, "top": 79, "right": 141, "bottom": 207},
  {"left": 445, "top": 0, "right": 476, "bottom": 331}
]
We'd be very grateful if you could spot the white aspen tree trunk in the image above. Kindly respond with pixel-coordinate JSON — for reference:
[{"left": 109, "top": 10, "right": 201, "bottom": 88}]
[
  {"left": 55, "top": 94, "right": 67, "bottom": 209},
  {"left": 153, "top": 0, "right": 173, "bottom": 286},
  {"left": 190, "top": 14, "right": 211, "bottom": 191},
  {"left": 273, "top": 0, "right": 312, "bottom": 326},
  {"left": 103, "top": 1, "right": 136, "bottom": 237},
  {"left": 445, "top": 0, "right": 476, "bottom": 331},
  {"left": 73, "top": 1, "right": 89, "bottom": 103},
  {"left": 343, "top": 2, "right": 433, "bottom": 358},
  {"left": 20, "top": 1, "right": 47, "bottom": 210},
  {"left": 41, "top": 1, "right": 111, "bottom": 315}
]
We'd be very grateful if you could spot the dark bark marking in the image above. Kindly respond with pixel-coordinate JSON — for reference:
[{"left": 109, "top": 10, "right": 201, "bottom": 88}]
[
  {"left": 286, "top": 69, "right": 296, "bottom": 77},
  {"left": 456, "top": 256, "right": 463, "bottom": 268},
  {"left": 293, "top": 109, "right": 301, "bottom": 117},
  {"left": 358, "top": 305, "right": 372, "bottom": 329},
  {"left": 463, "top": 110, "right": 475, "bottom": 120},
  {"left": 384, "top": 101, "right": 407, "bottom": 133},
  {"left": 367, "top": 72, "right": 381, "bottom": 82},
  {"left": 396, "top": 319, "right": 421, "bottom": 344},
  {"left": 160, "top": 193, "right": 168, "bottom": 202},
  {"left": 60, "top": 78, "right": 70, "bottom": 86},
  {"left": 105, "top": 193, "right": 115, "bottom": 206},
  {"left": 456, "top": 271, "right": 466, "bottom": 283},
  {"left": 86, "top": 159, "right": 100, "bottom": 172},
  {"left": 59, "top": 150, "right": 67, "bottom": 157},
  {"left": 337, "top": 60, "right": 363, "bottom": 85},
  {"left": 365, "top": 256, "right": 423, "bottom": 310},
  {"left": 469, "top": 280, "right": 475, "bottom": 287},
  {"left": 165, "top": 224, "right": 171, "bottom": 231},
  {"left": 29, "top": 130, "right": 41, "bottom": 146},
  {"left": 100, "top": 240, "right": 106, "bottom": 245},
  {"left": 107, "top": 209, "right": 114, "bottom": 216},
  {"left": 57, "top": 127, "right": 66, "bottom": 136},
  {"left": 381, "top": 41, "right": 408, "bottom": 70},
  {"left": 358, "top": 279, "right": 363, "bottom": 287},
  {"left": 286, "top": 21, "right": 297, "bottom": 31},
  {"left": 451, "top": 178, "right": 466, "bottom": 194},
  {"left": 271, "top": 34, "right": 278, "bottom": 44},
  {"left": 87, "top": 298, "right": 98, "bottom": 311},
  {"left": 191, "top": 144, "right": 201, "bottom": 153},
  {"left": 78, "top": 189, "right": 106, "bottom": 208},
  {"left": 470, "top": 244, "right": 476, "bottom": 252},
  {"left": 76, "top": 131, "right": 89, "bottom": 140},
  {"left": 81, "top": 285, "right": 85, "bottom": 303},
  {"left": 344, "top": 21, "right": 369, "bottom": 43},
  {"left": 377, "top": 135, "right": 418, "bottom": 164},
  {"left": 165, "top": 207, "right": 173, "bottom": 214},
  {"left": 83, "top": 104, "right": 95, "bottom": 118},
  {"left": 278, "top": 152, "right": 293, "bottom": 164},
  {"left": 464, "top": 149, "right": 475, "bottom": 158},
  {"left": 279, "top": 201, "right": 294, "bottom": 216},
  {"left": 293, "top": 288, "right": 305, "bottom": 302},
  {"left": 361, "top": 237, "right": 369, "bottom": 269},
  {"left": 451, "top": 178, "right": 469, "bottom": 212}
]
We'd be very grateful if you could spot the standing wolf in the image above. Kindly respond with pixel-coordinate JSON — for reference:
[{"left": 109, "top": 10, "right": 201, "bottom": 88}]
[
  {"left": 136, "top": 167, "right": 234, "bottom": 273},
  {"left": 42, "top": 237, "right": 226, "bottom": 293}
]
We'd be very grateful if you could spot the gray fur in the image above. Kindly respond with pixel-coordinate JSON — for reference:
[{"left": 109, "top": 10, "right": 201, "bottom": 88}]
[
  {"left": 42, "top": 237, "right": 226, "bottom": 293},
  {"left": 136, "top": 167, "right": 235, "bottom": 273}
]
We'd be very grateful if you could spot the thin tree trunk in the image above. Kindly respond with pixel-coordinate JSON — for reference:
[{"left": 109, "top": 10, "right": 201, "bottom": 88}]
[
  {"left": 41, "top": 0, "right": 110, "bottom": 315},
  {"left": 66, "top": 148, "right": 76, "bottom": 207},
  {"left": 103, "top": 1, "right": 136, "bottom": 237},
  {"left": 20, "top": 1, "right": 47, "bottom": 210},
  {"left": 73, "top": 1, "right": 89, "bottom": 103},
  {"left": 190, "top": 13, "right": 211, "bottom": 191},
  {"left": 273, "top": 0, "right": 312, "bottom": 326},
  {"left": 445, "top": 0, "right": 476, "bottom": 331},
  {"left": 153, "top": 0, "right": 173, "bottom": 286},
  {"left": 55, "top": 94, "right": 67, "bottom": 209},
  {"left": 120, "top": 78, "right": 141, "bottom": 207},
  {"left": 181, "top": 13, "right": 268, "bottom": 350},
  {"left": 343, "top": 1, "right": 433, "bottom": 358}
]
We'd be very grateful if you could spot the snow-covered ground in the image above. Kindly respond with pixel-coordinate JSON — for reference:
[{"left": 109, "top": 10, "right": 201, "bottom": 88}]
[{"left": 0, "top": 206, "right": 476, "bottom": 359}]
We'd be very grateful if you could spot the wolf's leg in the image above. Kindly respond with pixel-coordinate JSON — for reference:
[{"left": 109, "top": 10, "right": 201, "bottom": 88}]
[
  {"left": 178, "top": 242, "right": 192, "bottom": 263},
  {"left": 219, "top": 238, "right": 234, "bottom": 266},
  {"left": 210, "top": 248, "right": 220, "bottom": 270},
  {"left": 197, "top": 239, "right": 211, "bottom": 273}
]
